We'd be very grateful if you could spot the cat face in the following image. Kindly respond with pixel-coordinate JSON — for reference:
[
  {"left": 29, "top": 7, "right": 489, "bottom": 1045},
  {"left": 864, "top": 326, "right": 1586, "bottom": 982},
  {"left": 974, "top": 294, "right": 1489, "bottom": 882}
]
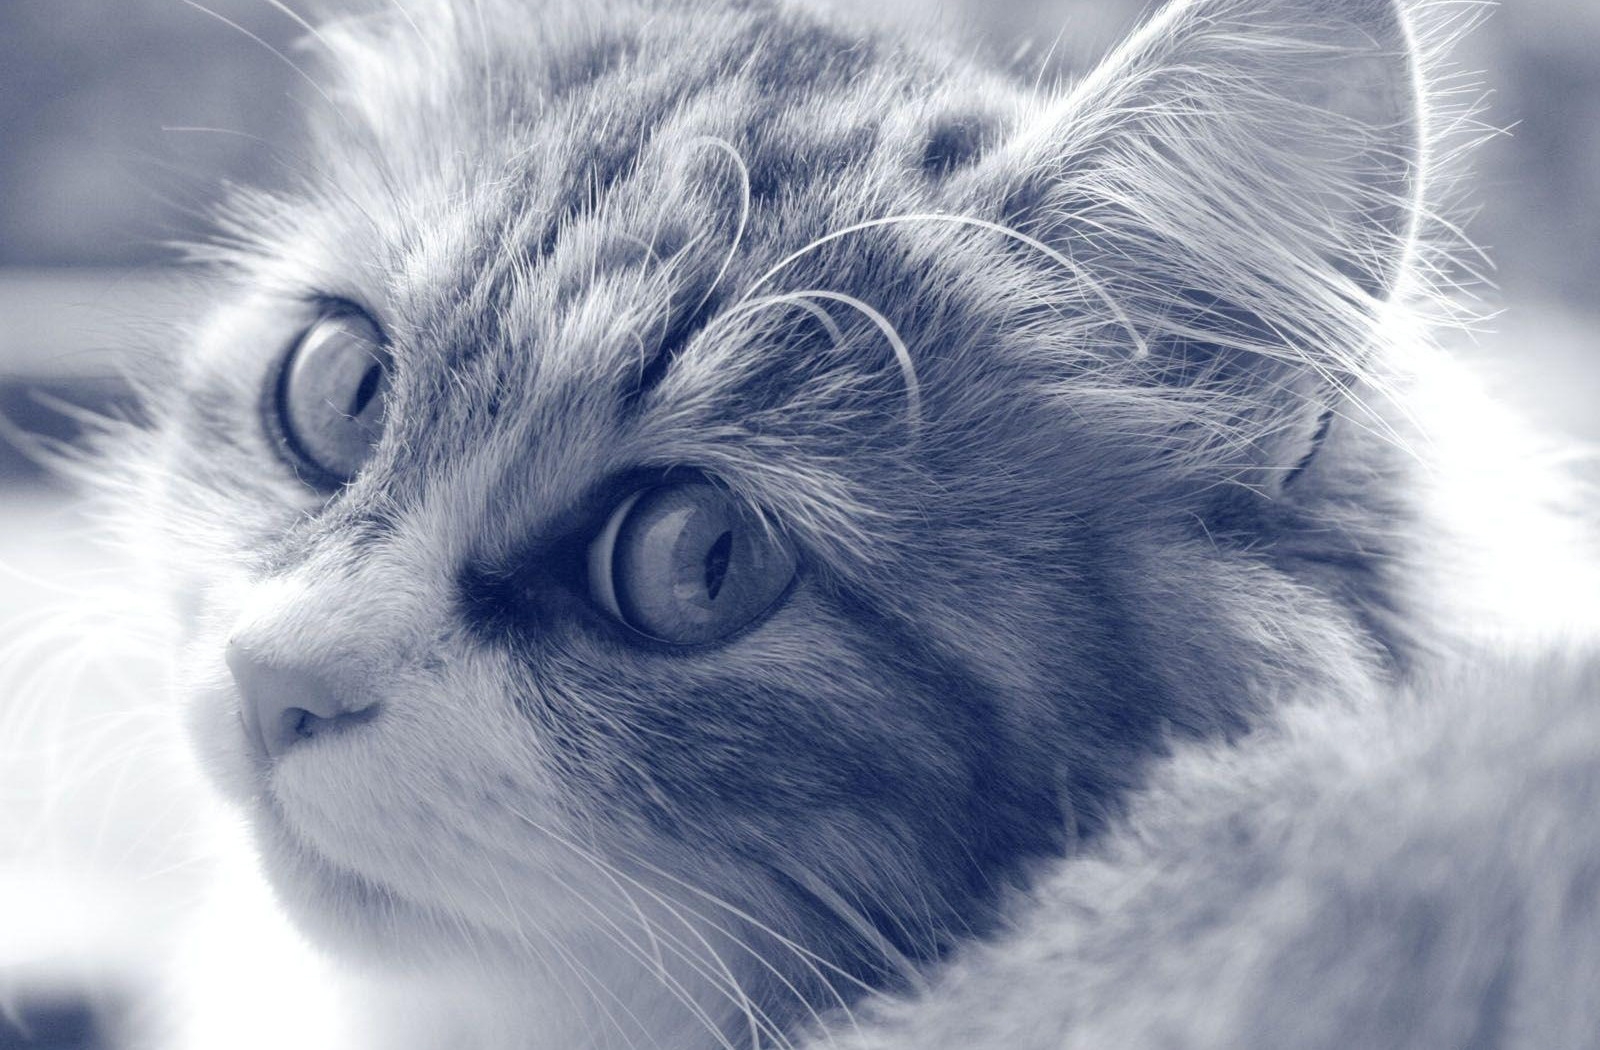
[{"left": 148, "top": 0, "right": 1427, "bottom": 1018}]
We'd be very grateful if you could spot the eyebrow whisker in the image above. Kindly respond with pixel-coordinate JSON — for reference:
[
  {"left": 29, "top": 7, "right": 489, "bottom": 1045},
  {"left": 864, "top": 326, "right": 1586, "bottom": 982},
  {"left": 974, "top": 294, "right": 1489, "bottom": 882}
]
[
  {"left": 683, "top": 135, "right": 753, "bottom": 319},
  {"left": 760, "top": 291, "right": 923, "bottom": 437}
]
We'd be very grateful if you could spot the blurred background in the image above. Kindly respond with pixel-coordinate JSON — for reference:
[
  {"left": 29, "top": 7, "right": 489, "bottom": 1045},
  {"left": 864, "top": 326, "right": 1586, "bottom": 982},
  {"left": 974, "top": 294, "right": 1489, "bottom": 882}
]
[{"left": 0, "top": 0, "right": 1597, "bottom": 1047}]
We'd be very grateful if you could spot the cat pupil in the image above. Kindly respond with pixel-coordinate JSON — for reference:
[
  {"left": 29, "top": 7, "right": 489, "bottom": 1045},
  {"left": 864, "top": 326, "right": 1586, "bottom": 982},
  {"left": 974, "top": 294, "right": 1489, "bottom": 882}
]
[
  {"left": 348, "top": 362, "right": 383, "bottom": 419},
  {"left": 704, "top": 530, "right": 733, "bottom": 601}
]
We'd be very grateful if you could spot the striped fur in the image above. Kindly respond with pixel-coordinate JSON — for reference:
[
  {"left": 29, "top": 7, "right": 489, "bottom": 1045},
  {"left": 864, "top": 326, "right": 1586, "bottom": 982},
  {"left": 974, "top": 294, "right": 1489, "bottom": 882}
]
[{"left": 110, "top": 0, "right": 1600, "bottom": 1046}]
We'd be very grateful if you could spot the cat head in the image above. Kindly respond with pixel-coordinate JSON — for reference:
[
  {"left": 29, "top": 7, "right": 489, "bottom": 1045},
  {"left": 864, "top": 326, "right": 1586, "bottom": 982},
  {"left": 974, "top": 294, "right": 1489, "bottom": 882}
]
[{"left": 142, "top": 0, "right": 1448, "bottom": 1028}]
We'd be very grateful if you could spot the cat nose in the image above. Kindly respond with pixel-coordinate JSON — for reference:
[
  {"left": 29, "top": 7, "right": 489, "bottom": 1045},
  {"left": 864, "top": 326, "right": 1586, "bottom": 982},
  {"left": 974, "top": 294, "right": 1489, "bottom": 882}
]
[{"left": 225, "top": 642, "right": 377, "bottom": 759}]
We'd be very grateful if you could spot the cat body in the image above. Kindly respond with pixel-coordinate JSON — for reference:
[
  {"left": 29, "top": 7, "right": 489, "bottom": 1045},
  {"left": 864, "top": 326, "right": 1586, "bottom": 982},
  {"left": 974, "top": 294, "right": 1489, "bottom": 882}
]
[
  {"left": 86, "top": 0, "right": 1600, "bottom": 1046},
  {"left": 818, "top": 651, "right": 1600, "bottom": 1050}
]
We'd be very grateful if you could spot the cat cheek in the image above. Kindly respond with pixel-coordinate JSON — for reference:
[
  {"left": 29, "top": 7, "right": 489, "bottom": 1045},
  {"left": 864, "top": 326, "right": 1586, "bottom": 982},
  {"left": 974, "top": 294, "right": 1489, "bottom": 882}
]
[
  {"left": 174, "top": 582, "right": 205, "bottom": 637},
  {"left": 168, "top": 572, "right": 269, "bottom": 799},
  {"left": 181, "top": 659, "right": 266, "bottom": 805}
]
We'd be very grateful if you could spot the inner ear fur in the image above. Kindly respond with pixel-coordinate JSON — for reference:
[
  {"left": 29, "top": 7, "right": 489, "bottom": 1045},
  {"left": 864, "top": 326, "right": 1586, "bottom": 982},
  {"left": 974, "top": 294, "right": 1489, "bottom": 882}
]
[
  {"left": 1003, "top": 0, "right": 1424, "bottom": 295},
  {"left": 965, "top": 0, "right": 1425, "bottom": 487}
]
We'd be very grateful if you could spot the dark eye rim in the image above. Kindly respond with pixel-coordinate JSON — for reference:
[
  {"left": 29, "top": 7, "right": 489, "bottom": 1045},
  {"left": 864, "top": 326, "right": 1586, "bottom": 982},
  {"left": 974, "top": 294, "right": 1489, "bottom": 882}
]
[
  {"left": 584, "top": 473, "right": 804, "bottom": 652},
  {"left": 265, "top": 300, "right": 390, "bottom": 493}
]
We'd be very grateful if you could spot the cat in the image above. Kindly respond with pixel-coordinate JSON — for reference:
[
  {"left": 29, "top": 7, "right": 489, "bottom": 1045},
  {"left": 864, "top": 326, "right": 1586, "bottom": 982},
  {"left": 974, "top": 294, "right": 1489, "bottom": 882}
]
[{"left": 36, "top": 0, "right": 1600, "bottom": 1047}]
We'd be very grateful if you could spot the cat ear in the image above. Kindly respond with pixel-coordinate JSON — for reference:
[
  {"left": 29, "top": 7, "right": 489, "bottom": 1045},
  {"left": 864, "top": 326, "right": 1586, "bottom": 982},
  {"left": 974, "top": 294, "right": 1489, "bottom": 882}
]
[
  {"left": 994, "top": 0, "right": 1423, "bottom": 295},
  {"left": 962, "top": 0, "right": 1426, "bottom": 486}
]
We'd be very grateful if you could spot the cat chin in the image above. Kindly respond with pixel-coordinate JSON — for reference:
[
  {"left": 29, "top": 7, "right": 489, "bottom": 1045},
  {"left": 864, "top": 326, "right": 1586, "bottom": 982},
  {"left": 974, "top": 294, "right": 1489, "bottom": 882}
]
[
  {"left": 247, "top": 783, "right": 627, "bottom": 975},
  {"left": 250, "top": 809, "right": 756, "bottom": 1049},
  {"left": 247, "top": 798, "right": 504, "bottom": 966}
]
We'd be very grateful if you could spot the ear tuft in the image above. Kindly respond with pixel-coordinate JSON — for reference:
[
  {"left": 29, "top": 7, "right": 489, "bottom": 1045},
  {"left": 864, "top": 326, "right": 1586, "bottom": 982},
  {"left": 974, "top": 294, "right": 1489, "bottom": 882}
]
[
  {"left": 1010, "top": 0, "right": 1424, "bottom": 298},
  {"left": 958, "top": 0, "right": 1428, "bottom": 489}
]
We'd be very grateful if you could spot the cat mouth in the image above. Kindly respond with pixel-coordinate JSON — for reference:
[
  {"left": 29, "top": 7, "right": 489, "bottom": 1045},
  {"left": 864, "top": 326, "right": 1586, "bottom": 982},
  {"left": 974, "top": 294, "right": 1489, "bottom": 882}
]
[
  {"left": 255, "top": 795, "right": 514, "bottom": 959},
  {"left": 255, "top": 794, "right": 427, "bottom": 925},
  {"left": 253, "top": 797, "right": 588, "bottom": 961}
]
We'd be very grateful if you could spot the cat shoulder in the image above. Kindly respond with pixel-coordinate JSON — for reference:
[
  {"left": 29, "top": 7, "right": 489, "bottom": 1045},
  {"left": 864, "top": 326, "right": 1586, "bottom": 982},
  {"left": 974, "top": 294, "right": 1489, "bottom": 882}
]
[{"left": 811, "top": 648, "right": 1600, "bottom": 1050}]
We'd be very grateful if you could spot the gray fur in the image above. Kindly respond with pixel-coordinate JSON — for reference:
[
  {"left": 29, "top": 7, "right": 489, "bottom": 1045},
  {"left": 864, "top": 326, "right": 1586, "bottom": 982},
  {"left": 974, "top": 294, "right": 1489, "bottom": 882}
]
[
  {"left": 813, "top": 652, "right": 1600, "bottom": 1049},
  {"left": 105, "top": 0, "right": 1600, "bottom": 1045}
]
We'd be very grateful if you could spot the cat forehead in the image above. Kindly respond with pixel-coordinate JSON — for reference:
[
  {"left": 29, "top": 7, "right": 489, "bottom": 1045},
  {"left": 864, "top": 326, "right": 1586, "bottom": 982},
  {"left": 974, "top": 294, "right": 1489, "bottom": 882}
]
[
  {"left": 231, "top": 2, "right": 1030, "bottom": 554},
  {"left": 299, "top": 0, "right": 1007, "bottom": 357},
  {"left": 317, "top": 0, "right": 995, "bottom": 186}
]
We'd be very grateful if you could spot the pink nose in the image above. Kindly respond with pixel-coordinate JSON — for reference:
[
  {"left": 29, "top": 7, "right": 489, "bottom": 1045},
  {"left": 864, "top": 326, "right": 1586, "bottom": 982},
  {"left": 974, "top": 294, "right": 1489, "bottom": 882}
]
[{"left": 225, "top": 642, "right": 377, "bottom": 759}]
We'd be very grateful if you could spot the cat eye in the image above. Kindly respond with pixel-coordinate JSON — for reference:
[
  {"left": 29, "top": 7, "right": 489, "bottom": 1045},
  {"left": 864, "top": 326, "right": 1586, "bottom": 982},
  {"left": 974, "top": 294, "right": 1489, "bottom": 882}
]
[
  {"left": 587, "top": 482, "right": 797, "bottom": 645},
  {"left": 273, "top": 310, "right": 392, "bottom": 486}
]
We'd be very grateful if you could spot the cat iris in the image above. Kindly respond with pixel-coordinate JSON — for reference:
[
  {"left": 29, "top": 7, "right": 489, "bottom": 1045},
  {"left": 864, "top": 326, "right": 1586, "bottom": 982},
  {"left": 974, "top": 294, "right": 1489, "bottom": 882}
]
[
  {"left": 273, "top": 308, "right": 391, "bottom": 487},
  {"left": 272, "top": 314, "right": 796, "bottom": 646},
  {"left": 588, "top": 482, "right": 797, "bottom": 645}
]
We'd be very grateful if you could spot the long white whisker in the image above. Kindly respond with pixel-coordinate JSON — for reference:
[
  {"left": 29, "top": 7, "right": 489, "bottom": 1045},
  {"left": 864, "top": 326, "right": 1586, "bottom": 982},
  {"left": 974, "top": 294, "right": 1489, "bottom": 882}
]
[
  {"left": 684, "top": 135, "right": 752, "bottom": 315},
  {"left": 179, "top": 0, "right": 336, "bottom": 110},
  {"left": 778, "top": 861, "right": 927, "bottom": 996},
  {"left": 477, "top": 862, "right": 648, "bottom": 1050},
  {"left": 519, "top": 825, "right": 775, "bottom": 1048},
  {"left": 382, "top": 0, "right": 439, "bottom": 68},
  {"left": 258, "top": 0, "right": 335, "bottom": 54},
  {"left": 769, "top": 291, "right": 922, "bottom": 433},
  {"left": 525, "top": 861, "right": 752, "bottom": 1050},
  {"left": 738, "top": 211, "right": 1150, "bottom": 360}
]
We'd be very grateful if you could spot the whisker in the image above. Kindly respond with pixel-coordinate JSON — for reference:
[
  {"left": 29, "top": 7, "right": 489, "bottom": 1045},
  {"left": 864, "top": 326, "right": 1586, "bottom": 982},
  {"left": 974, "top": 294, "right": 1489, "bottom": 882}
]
[
  {"left": 522, "top": 863, "right": 752, "bottom": 1050},
  {"left": 158, "top": 126, "right": 390, "bottom": 236},
  {"left": 258, "top": 0, "right": 336, "bottom": 55},
  {"left": 179, "top": 0, "right": 337, "bottom": 110},
  {"left": 777, "top": 855, "right": 928, "bottom": 996},
  {"left": 683, "top": 135, "right": 753, "bottom": 316},
  {"left": 768, "top": 291, "right": 922, "bottom": 435},
  {"left": 382, "top": 0, "right": 439, "bottom": 69},
  {"left": 527, "top": 833, "right": 778, "bottom": 1048},
  {"left": 507, "top": 805, "right": 850, "bottom": 1044},
  {"left": 477, "top": 863, "right": 651, "bottom": 1050},
  {"left": 738, "top": 211, "right": 1151, "bottom": 360}
]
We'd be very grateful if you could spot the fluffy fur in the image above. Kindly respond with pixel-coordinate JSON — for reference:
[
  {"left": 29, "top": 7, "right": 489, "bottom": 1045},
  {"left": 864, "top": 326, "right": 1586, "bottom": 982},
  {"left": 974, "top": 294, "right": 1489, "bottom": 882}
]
[
  {"left": 816, "top": 650, "right": 1600, "bottom": 1049},
  {"left": 24, "top": 0, "right": 1600, "bottom": 1046}
]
